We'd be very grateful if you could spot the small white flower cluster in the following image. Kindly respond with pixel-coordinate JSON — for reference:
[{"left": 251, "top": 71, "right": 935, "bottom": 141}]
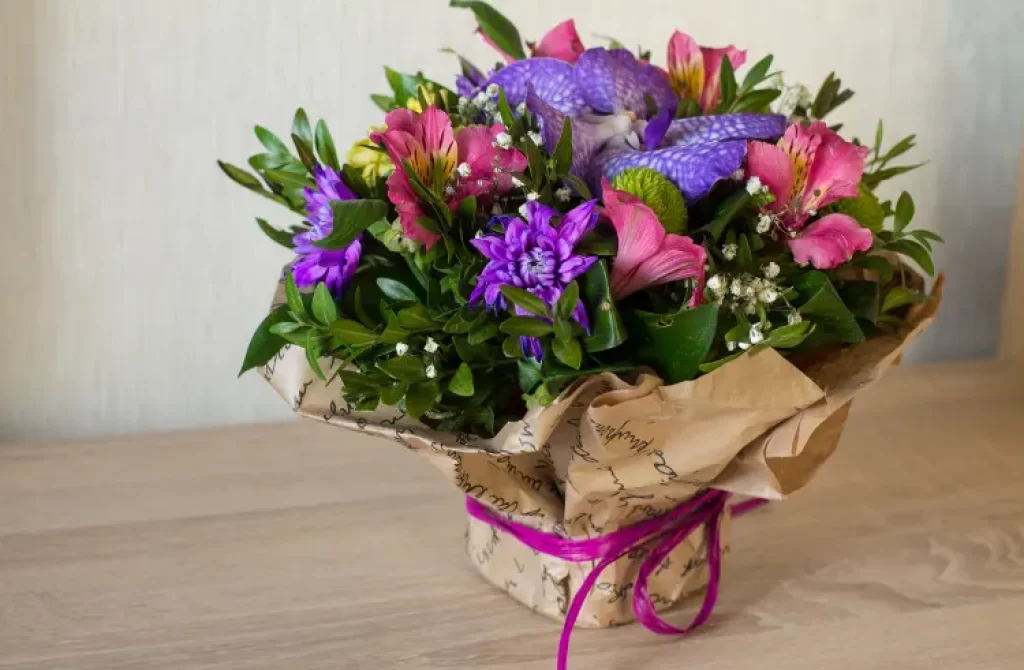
[
  {"left": 492, "top": 131, "right": 513, "bottom": 149},
  {"left": 395, "top": 338, "right": 439, "bottom": 379},
  {"left": 721, "top": 243, "right": 738, "bottom": 261},
  {"left": 527, "top": 131, "right": 544, "bottom": 146},
  {"left": 756, "top": 213, "right": 774, "bottom": 234},
  {"left": 457, "top": 85, "right": 502, "bottom": 123},
  {"left": 745, "top": 176, "right": 767, "bottom": 196},
  {"left": 555, "top": 186, "right": 572, "bottom": 202},
  {"left": 706, "top": 270, "right": 780, "bottom": 313}
]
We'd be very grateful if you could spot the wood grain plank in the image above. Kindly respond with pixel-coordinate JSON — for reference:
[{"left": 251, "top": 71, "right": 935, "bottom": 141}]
[{"left": 1, "top": 364, "right": 1022, "bottom": 669}]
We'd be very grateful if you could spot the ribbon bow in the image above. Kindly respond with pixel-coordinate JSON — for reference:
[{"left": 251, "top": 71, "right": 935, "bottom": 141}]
[{"left": 466, "top": 489, "right": 766, "bottom": 670}]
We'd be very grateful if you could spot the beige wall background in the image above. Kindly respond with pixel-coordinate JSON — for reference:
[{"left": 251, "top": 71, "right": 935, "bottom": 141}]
[{"left": 1, "top": 0, "right": 1022, "bottom": 442}]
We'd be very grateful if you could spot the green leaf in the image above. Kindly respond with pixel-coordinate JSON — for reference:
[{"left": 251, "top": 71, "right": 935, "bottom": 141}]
[
  {"left": 311, "top": 282, "right": 338, "bottom": 325},
  {"left": 263, "top": 168, "right": 314, "bottom": 189},
  {"left": 291, "top": 133, "right": 318, "bottom": 172},
  {"left": 894, "top": 191, "right": 915, "bottom": 232},
  {"left": 881, "top": 134, "right": 917, "bottom": 165},
  {"left": 564, "top": 175, "right": 592, "bottom": 200},
  {"left": 329, "top": 319, "right": 378, "bottom": 346},
  {"left": 830, "top": 184, "right": 886, "bottom": 233},
  {"left": 314, "top": 119, "right": 340, "bottom": 171},
  {"left": 313, "top": 200, "right": 389, "bottom": 249},
  {"left": 370, "top": 94, "right": 395, "bottom": 112},
  {"left": 468, "top": 321, "right": 500, "bottom": 345},
  {"left": 379, "top": 356, "right": 427, "bottom": 382},
  {"left": 740, "top": 54, "right": 773, "bottom": 93},
  {"left": 397, "top": 304, "right": 438, "bottom": 331},
  {"left": 853, "top": 255, "right": 895, "bottom": 283},
  {"left": 449, "top": 363, "right": 475, "bottom": 397},
  {"left": 718, "top": 57, "right": 737, "bottom": 110},
  {"left": 887, "top": 239, "right": 935, "bottom": 276},
  {"left": 912, "top": 229, "right": 944, "bottom": 244},
  {"left": 633, "top": 304, "right": 718, "bottom": 383},
  {"left": 502, "top": 336, "right": 524, "bottom": 358},
  {"left": 377, "top": 277, "right": 418, "bottom": 302},
  {"left": 862, "top": 163, "right": 926, "bottom": 189},
  {"left": 255, "top": 218, "right": 299, "bottom": 249},
  {"left": 698, "top": 350, "right": 746, "bottom": 374},
  {"left": 380, "top": 382, "right": 409, "bottom": 406},
  {"left": 444, "top": 309, "right": 483, "bottom": 335},
  {"left": 340, "top": 370, "right": 384, "bottom": 395},
  {"left": 284, "top": 271, "right": 306, "bottom": 319},
  {"left": 500, "top": 317, "right": 552, "bottom": 337},
  {"left": 764, "top": 321, "right": 815, "bottom": 348},
  {"left": 731, "top": 88, "right": 782, "bottom": 113},
  {"left": 882, "top": 286, "right": 928, "bottom": 314},
  {"left": 305, "top": 329, "right": 325, "bottom": 381},
  {"left": 255, "top": 125, "right": 290, "bottom": 156},
  {"left": 500, "top": 286, "right": 550, "bottom": 317},
  {"left": 269, "top": 321, "right": 302, "bottom": 335},
  {"left": 696, "top": 190, "right": 752, "bottom": 241},
  {"left": 581, "top": 260, "right": 627, "bottom": 352},
  {"left": 405, "top": 380, "right": 439, "bottom": 418},
  {"left": 238, "top": 305, "right": 290, "bottom": 375},
  {"left": 449, "top": 0, "right": 526, "bottom": 60},
  {"left": 496, "top": 88, "right": 515, "bottom": 128},
  {"left": 873, "top": 119, "right": 885, "bottom": 157},
  {"left": 553, "top": 117, "right": 573, "bottom": 176},
  {"left": 556, "top": 282, "right": 580, "bottom": 321},
  {"left": 552, "top": 338, "right": 582, "bottom": 370},
  {"left": 524, "top": 136, "right": 545, "bottom": 182},
  {"left": 839, "top": 280, "right": 880, "bottom": 326},
  {"left": 218, "top": 160, "right": 264, "bottom": 191},
  {"left": 736, "top": 234, "right": 754, "bottom": 272},
  {"left": 380, "top": 319, "right": 410, "bottom": 344},
  {"left": 794, "top": 271, "right": 865, "bottom": 343},
  {"left": 516, "top": 359, "right": 543, "bottom": 392},
  {"left": 291, "top": 109, "right": 313, "bottom": 147}
]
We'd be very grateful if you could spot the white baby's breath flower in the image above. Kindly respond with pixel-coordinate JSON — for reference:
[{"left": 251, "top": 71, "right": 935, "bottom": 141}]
[
  {"left": 424, "top": 337, "right": 439, "bottom": 353},
  {"left": 787, "top": 310, "right": 803, "bottom": 326},
  {"left": 516, "top": 102, "right": 527, "bottom": 115},
  {"left": 444, "top": 185, "right": 455, "bottom": 196},
  {"left": 730, "top": 278, "right": 744, "bottom": 296},
  {"left": 473, "top": 91, "right": 489, "bottom": 106},
  {"left": 807, "top": 208, "right": 817, "bottom": 217},
  {"left": 731, "top": 168, "right": 745, "bottom": 181},
  {"left": 494, "top": 132, "right": 513, "bottom": 149},
  {"left": 749, "top": 277, "right": 765, "bottom": 292},
  {"left": 748, "top": 323, "right": 765, "bottom": 344},
  {"left": 555, "top": 186, "right": 571, "bottom": 202},
  {"left": 476, "top": 179, "right": 486, "bottom": 187},
  {"left": 395, "top": 342, "right": 409, "bottom": 356},
  {"left": 726, "top": 340, "right": 737, "bottom": 352},
  {"left": 745, "top": 176, "right": 764, "bottom": 195},
  {"left": 722, "top": 243, "right": 738, "bottom": 261},
  {"left": 526, "top": 191, "right": 540, "bottom": 201},
  {"left": 511, "top": 176, "right": 525, "bottom": 188},
  {"left": 426, "top": 364, "right": 437, "bottom": 379},
  {"left": 485, "top": 83, "right": 500, "bottom": 97},
  {"left": 491, "top": 204, "right": 503, "bottom": 215},
  {"left": 763, "top": 261, "right": 780, "bottom": 279},
  {"left": 706, "top": 274, "right": 724, "bottom": 293},
  {"left": 756, "top": 214, "right": 773, "bottom": 234},
  {"left": 456, "top": 162, "right": 471, "bottom": 178},
  {"left": 528, "top": 131, "right": 544, "bottom": 146},
  {"left": 759, "top": 287, "right": 779, "bottom": 304},
  {"left": 738, "top": 341, "right": 751, "bottom": 350},
  {"left": 518, "top": 203, "right": 529, "bottom": 217},
  {"left": 744, "top": 301, "right": 758, "bottom": 315}
]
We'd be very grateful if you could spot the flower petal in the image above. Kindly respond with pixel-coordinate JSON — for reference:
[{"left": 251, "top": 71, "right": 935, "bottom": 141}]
[
  {"left": 745, "top": 140, "right": 794, "bottom": 213},
  {"left": 802, "top": 121, "right": 870, "bottom": 211},
  {"left": 787, "top": 213, "right": 873, "bottom": 269},
  {"left": 529, "top": 19, "right": 585, "bottom": 63},
  {"left": 599, "top": 138, "right": 749, "bottom": 203},
  {"left": 666, "top": 31, "right": 704, "bottom": 102},
  {"left": 573, "top": 48, "right": 675, "bottom": 116},
  {"left": 665, "top": 114, "right": 787, "bottom": 146},
  {"left": 699, "top": 45, "right": 747, "bottom": 112},
  {"left": 558, "top": 199, "right": 598, "bottom": 246},
  {"left": 613, "top": 234, "right": 706, "bottom": 300},
  {"left": 602, "top": 181, "right": 667, "bottom": 297},
  {"left": 482, "top": 58, "right": 586, "bottom": 113}
]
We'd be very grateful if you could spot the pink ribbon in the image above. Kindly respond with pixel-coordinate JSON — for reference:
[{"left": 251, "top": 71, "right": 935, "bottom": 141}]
[{"left": 466, "top": 490, "right": 767, "bottom": 670}]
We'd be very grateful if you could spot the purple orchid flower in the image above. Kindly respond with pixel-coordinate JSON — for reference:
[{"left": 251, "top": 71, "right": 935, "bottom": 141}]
[
  {"left": 470, "top": 200, "right": 599, "bottom": 359},
  {"left": 291, "top": 164, "right": 362, "bottom": 298},
  {"left": 479, "top": 48, "right": 788, "bottom": 202}
]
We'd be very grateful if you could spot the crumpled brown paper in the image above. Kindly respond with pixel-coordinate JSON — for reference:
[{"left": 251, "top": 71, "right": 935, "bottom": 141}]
[{"left": 260, "top": 275, "right": 942, "bottom": 628}]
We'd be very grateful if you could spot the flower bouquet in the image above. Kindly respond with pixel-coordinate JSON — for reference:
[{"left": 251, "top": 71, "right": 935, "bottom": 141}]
[{"left": 221, "top": 2, "right": 941, "bottom": 665}]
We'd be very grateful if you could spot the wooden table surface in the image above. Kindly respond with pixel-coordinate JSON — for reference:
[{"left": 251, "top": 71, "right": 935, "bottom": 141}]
[{"left": 2, "top": 362, "right": 1023, "bottom": 669}]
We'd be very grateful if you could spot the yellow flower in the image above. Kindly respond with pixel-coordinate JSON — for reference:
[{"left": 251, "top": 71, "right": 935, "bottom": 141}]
[{"left": 347, "top": 126, "right": 393, "bottom": 185}]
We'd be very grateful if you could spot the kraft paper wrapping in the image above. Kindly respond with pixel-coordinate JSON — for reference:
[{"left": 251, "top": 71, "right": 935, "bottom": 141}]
[{"left": 259, "top": 275, "right": 942, "bottom": 628}]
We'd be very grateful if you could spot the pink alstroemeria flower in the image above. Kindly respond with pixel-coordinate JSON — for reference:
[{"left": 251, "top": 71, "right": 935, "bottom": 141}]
[
  {"left": 528, "top": 19, "right": 585, "bottom": 63},
  {"left": 746, "top": 121, "right": 873, "bottom": 269},
  {"left": 603, "top": 180, "right": 706, "bottom": 302},
  {"left": 372, "top": 106, "right": 526, "bottom": 249},
  {"left": 667, "top": 31, "right": 746, "bottom": 113}
]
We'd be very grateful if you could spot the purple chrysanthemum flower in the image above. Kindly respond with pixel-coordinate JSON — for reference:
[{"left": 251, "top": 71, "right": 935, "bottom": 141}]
[
  {"left": 291, "top": 165, "right": 361, "bottom": 298},
  {"left": 470, "top": 200, "right": 599, "bottom": 359}
]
